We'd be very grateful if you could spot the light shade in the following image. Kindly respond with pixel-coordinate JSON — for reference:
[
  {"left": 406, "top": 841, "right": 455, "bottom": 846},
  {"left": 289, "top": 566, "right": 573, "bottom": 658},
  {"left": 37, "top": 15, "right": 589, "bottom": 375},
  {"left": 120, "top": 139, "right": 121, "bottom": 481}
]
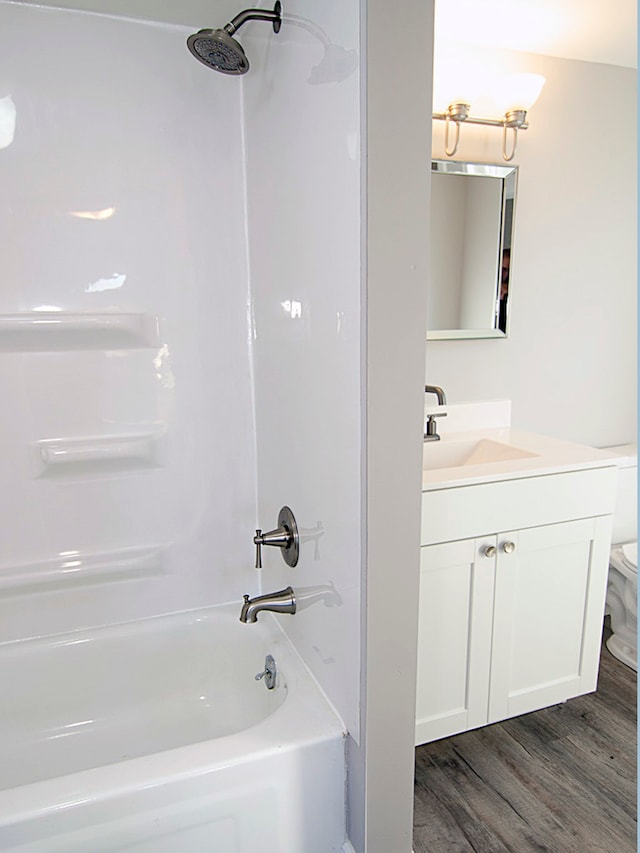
[
  {"left": 493, "top": 73, "right": 545, "bottom": 114},
  {"left": 432, "top": 54, "right": 489, "bottom": 113}
]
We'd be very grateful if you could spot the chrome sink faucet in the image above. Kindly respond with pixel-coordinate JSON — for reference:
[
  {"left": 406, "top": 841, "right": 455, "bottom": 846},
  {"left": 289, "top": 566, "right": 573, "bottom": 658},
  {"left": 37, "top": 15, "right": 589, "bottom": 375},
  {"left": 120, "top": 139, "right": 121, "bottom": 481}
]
[
  {"left": 425, "top": 384, "right": 447, "bottom": 405},
  {"left": 424, "top": 384, "right": 447, "bottom": 442},
  {"left": 240, "top": 586, "right": 296, "bottom": 623}
]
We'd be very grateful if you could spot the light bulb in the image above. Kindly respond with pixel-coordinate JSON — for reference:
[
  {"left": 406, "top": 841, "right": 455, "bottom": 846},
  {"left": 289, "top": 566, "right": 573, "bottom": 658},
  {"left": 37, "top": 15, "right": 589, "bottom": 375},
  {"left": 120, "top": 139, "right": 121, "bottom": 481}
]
[
  {"left": 432, "top": 55, "right": 485, "bottom": 114},
  {"left": 432, "top": 74, "right": 470, "bottom": 114},
  {"left": 493, "top": 73, "right": 545, "bottom": 114}
]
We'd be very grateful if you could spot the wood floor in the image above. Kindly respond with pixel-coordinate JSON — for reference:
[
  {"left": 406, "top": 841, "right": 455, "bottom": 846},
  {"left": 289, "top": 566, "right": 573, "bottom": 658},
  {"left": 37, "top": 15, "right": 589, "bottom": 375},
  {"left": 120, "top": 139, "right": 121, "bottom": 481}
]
[{"left": 413, "top": 624, "right": 637, "bottom": 853}]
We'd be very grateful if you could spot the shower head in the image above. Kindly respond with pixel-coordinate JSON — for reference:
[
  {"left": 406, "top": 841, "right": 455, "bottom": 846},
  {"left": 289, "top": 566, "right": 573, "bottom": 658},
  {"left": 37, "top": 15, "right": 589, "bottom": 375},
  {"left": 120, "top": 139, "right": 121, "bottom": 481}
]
[
  {"left": 187, "top": 2, "right": 282, "bottom": 75},
  {"left": 187, "top": 28, "right": 250, "bottom": 74}
]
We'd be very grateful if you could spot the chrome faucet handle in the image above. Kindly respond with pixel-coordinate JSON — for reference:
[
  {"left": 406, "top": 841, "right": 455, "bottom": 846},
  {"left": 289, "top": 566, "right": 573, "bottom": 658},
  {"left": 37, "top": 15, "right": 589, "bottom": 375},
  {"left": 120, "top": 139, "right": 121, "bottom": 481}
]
[
  {"left": 254, "top": 532, "right": 263, "bottom": 569},
  {"left": 254, "top": 526, "right": 290, "bottom": 567},
  {"left": 253, "top": 506, "right": 299, "bottom": 568},
  {"left": 424, "top": 412, "right": 448, "bottom": 442},
  {"left": 254, "top": 654, "right": 277, "bottom": 689}
]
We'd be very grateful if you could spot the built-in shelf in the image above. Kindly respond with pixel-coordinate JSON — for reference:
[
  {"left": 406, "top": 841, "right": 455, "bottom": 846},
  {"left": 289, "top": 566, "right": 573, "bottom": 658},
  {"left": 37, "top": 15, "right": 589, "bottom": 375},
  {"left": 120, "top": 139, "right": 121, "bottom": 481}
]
[
  {"left": 0, "top": 313, "right": 161, "bottom": 351},
  {"left": 0, "top": 546, "right": 166, "bottom": 596},
  {"left": 36, "top": 433, "right": 164, "bottom": 479}
]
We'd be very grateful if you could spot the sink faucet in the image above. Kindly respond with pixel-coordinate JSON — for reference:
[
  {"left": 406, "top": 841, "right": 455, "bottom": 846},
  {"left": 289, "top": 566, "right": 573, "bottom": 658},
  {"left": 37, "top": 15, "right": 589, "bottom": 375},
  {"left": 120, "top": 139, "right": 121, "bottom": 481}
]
[
  {"left": 424, "top": 384, "right": 447, "bottom": 441},
  {"left": 240, "top": 586, "right": 297, "bottom": 623},
  {"left": 425, "top": 384, "right": 447, "bottom": 405}
]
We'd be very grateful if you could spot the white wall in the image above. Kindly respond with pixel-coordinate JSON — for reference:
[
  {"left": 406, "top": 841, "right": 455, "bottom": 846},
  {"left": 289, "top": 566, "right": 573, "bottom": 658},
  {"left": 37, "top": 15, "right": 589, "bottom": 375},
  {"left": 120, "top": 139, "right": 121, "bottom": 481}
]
[
  {"left": 14, "top": 0, "right": 233, "bottom": 27},
  {"left": 0, "top": 2, "right": 257, "bottom": 640},
  {"left": 429, "top": 43, "right": 637, "bottom": 448},
  {"left": 242, "top": 1, "right": 362, "bottom": 740},
  {"left": 354, "top": 1, "right": 434, "bottom": 850}
]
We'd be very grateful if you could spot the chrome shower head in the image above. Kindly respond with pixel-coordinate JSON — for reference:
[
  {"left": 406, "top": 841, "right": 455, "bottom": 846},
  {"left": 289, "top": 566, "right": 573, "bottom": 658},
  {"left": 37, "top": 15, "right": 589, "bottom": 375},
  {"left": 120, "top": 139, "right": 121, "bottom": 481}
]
[
  {"left": 187, "top": 2, "right": 282, "bottom": 75},
  {"left": 187, "top": 28, "right": 250, "bottom": 74}
]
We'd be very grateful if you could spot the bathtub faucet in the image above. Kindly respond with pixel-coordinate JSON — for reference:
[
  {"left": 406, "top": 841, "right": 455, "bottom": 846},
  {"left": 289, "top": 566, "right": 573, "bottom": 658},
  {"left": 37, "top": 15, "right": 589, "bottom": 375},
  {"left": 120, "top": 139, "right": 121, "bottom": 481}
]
[{"left": 240, "top": 586, "right": 297, "bottom": 623}]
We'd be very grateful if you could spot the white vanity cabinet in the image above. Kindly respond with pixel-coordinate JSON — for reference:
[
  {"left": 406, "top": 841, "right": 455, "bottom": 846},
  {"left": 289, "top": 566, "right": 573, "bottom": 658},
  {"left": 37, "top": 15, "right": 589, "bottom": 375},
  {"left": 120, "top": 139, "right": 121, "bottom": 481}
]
[{"left": 416, "top": 465, "right": 617, "bottom": 746}]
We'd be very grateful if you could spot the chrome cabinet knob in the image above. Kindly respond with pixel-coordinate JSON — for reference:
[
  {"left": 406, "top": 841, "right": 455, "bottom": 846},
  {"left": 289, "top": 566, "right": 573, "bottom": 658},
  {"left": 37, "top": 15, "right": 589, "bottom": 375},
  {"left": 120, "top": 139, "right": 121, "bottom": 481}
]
[
  {"left": 483, "top": 545, "right": 497, "bottom": 558},
  {"left": 502, "top": 541, "right": 516, "bottom": 554}
]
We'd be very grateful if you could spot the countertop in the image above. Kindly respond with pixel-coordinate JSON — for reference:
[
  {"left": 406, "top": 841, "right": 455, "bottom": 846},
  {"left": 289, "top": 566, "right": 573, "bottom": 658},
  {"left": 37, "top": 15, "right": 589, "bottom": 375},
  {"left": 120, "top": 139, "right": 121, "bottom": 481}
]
[{"left": 422, "top": 427, "right": 619, "bottom": 491}]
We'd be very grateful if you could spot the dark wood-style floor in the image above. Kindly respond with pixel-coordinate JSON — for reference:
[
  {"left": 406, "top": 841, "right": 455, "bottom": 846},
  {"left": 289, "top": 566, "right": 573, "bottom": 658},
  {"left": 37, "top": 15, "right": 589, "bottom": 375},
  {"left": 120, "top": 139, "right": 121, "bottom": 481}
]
[{"left": 414, "top": 623, "right": 637, "bottom": 853}]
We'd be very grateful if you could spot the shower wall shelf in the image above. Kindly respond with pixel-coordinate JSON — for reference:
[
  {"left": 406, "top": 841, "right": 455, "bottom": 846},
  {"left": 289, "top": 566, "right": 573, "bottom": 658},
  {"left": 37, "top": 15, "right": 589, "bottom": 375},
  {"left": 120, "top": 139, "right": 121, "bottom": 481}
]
[
  {"left": 0, "top": 312, "right": 161, "bottom": 351},
  {"left": 0, "top": 545, "right": 166, "bottom": 596},
  {"left": 36, "top": 433, "right": 164, "bottom": 479}
]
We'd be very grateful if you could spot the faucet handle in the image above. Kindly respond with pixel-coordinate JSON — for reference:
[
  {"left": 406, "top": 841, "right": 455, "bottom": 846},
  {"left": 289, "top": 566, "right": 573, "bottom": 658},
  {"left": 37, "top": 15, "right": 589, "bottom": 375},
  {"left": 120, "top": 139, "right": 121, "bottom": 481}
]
[
  {"left": 254, "top": 654, "right": 277, "bottom": 689},
  {"left": 424, "top": 412, "right": 448, "bottom": 441},
  {"left": 254, "top": 530, "right": 263, "bottom": 568},
  {"left": 252, "top": 507, "right": 300, "bottom": 568},
  {"left": 254, "top": 525, "right": 290, "bottom": 568}
]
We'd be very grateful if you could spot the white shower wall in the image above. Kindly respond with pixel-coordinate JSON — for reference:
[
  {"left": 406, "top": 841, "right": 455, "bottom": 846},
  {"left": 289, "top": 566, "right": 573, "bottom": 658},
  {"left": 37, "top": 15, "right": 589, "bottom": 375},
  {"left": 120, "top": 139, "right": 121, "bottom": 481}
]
[
  {"left": 243, "top": 1, "right": 362, "bottom": 739},
  {"left": 0, "top": 3, "right": 259, "bottom": 641},
  {"left": 0, "top": 0, "right": 363, "bottom": 746}
]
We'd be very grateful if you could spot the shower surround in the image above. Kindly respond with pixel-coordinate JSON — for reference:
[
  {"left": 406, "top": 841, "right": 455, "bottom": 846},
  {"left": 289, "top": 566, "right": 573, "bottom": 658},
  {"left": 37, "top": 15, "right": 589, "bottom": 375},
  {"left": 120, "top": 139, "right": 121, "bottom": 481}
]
[
  {"left": 0, "top": 0, "right": 361, "bottom": 848},
  {"left": 0, "top": 4, "right": 257, "bottom": 636}
]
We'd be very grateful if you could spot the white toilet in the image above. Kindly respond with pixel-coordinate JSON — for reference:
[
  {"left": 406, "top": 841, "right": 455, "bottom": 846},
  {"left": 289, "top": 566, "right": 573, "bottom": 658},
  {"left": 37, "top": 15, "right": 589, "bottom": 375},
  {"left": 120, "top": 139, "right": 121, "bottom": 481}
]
[{"left": 604, "top": 444, "right": 637, "bottom": 670}]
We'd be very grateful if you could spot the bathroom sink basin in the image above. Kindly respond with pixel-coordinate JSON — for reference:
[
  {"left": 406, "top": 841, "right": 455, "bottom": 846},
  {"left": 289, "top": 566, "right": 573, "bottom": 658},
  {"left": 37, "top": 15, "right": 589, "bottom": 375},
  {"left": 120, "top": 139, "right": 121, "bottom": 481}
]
[
  {"left": 420, "top": 409, "right": 619, "bottom": 490},
  {"left": 423, "top": 438, "right": 538, "bottom": 470}
]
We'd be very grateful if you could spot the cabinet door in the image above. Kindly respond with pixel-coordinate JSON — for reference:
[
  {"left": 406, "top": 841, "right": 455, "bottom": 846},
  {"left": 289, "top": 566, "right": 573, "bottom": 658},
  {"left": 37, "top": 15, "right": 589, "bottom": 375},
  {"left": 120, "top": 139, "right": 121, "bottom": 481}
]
[
  {"left": 488, "top": 516, "right": 612, "bottom": 724},
  {"left": 415, "top": 537, "right": 496, "bottom": 745}
]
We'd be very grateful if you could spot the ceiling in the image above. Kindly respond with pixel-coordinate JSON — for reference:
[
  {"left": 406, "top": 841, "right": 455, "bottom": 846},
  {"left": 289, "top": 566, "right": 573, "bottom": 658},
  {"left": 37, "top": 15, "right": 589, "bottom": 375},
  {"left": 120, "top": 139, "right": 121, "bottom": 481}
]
[{"left": 435, "top": 0, "right": 637, "bottom": 69}]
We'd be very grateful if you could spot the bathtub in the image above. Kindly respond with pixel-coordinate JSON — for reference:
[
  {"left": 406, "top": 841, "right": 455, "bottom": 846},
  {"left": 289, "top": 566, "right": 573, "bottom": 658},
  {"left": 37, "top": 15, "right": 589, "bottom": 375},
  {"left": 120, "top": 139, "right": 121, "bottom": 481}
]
[{"left": 0, "top": 603, "right": 347, "bottom": 852}]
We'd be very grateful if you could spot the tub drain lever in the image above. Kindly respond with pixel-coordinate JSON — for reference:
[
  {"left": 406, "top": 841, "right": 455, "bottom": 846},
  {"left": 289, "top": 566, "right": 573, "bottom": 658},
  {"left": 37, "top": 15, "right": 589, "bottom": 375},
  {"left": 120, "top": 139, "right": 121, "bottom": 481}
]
[
  {"left": 255, "top": 654, "right": 277, "bottom": 689},
  {"left": 254, "top": 506, "right": 299, "bottom": 568}
]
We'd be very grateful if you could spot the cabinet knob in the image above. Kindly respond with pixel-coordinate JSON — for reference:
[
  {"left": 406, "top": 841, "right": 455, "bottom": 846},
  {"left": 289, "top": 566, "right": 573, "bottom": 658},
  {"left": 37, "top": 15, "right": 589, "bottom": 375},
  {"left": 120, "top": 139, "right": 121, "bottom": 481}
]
[
  {"left": 483, "top": 545, "right": 497, "bottom": 558},
  {"left": 502, "top": 541, "right": 516, "bottom": 554}
]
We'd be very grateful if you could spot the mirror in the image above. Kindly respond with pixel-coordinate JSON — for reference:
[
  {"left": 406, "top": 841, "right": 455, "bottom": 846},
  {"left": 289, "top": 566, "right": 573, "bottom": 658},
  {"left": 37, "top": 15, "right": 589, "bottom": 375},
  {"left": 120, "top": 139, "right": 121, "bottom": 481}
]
[{"left": 427, "top": 160, "right": 518, "bottom": 340}]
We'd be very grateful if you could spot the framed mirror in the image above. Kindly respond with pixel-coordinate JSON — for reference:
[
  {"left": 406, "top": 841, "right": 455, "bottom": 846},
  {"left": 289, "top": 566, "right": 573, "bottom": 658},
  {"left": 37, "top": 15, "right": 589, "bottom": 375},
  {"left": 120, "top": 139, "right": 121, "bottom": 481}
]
[{"left": 427, "top": 160, "right": 518, "bottom": 340}]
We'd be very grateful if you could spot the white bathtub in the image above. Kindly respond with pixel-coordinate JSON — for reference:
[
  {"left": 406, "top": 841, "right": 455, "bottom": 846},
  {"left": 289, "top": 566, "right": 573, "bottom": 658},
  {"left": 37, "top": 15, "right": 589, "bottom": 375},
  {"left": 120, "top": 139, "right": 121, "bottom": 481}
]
[{"left": 0, "top": 603, "right": 347, "bottom": 852}]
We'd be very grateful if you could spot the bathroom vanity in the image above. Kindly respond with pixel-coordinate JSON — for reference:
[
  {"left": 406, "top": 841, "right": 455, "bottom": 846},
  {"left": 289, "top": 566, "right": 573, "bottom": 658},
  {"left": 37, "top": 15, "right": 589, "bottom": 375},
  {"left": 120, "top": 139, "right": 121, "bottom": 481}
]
[{"left": 416, "top": 406, "right": 618, "bottom": 745}]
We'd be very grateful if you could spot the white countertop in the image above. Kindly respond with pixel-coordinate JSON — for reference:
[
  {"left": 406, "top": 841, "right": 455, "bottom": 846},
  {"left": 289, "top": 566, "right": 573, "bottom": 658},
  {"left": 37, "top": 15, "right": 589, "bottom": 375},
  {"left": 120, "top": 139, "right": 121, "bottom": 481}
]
[{"left": 422, "top": 427, "right": 619, "bottom": 491}]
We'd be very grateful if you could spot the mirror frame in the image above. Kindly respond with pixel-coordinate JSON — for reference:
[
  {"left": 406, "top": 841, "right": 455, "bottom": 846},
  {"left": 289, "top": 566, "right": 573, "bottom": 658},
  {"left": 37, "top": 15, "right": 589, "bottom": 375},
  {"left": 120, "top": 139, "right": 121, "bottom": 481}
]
[{"left": 427, "top": 160, "right": 518, "bottom": 341}]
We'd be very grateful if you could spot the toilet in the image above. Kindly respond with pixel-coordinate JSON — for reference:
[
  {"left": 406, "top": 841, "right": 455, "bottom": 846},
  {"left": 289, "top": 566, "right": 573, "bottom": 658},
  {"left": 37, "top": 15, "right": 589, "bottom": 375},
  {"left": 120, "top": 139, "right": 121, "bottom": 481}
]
[{"left": 604, "top": 444, "right": 637, "bottom": 670}]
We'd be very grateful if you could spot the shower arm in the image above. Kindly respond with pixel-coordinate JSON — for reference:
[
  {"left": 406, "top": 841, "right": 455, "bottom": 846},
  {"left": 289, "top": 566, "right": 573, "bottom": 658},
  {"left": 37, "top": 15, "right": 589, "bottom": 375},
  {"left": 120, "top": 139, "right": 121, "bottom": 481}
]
[{"left": 225, "top": 3, "right": 282, "bottom": 35}]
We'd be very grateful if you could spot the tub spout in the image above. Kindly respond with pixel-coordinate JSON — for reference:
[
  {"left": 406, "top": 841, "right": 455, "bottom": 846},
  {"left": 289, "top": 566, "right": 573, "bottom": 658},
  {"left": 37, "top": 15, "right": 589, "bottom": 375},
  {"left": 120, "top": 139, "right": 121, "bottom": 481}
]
[{"left": 240, "top": 586, "right": 296, "bottom": 623}]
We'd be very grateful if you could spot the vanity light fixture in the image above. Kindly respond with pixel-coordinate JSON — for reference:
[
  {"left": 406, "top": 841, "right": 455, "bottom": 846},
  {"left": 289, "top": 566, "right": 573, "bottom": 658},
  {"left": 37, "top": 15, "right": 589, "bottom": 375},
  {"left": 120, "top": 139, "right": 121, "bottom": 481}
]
[{"left": 433, "top": 73, "right": 545, "bottom": 161}]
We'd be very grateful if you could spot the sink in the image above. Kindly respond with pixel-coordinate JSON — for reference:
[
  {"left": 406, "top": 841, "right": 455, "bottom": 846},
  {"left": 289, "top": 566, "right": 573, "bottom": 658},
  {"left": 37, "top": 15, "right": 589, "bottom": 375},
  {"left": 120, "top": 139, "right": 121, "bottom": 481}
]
[
  {"left": 423, "top": 438, "right": 539, "bottom": 471},
  {"left": 421, "top": 420, "right": 618, "bottom": 490}
]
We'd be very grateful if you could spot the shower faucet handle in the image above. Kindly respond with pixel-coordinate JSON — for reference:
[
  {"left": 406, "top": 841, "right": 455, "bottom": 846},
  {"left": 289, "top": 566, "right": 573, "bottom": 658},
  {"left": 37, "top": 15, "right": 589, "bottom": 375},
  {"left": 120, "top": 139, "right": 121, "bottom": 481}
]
[
  {"left": 254, "top": 526, "right": 291, "bottom": 568},
  {"left": 254, "top": 531, "right": 263, "bottom": 569},
  {"left": 253, "top": 506, "right": 300, "bottom": 568}
]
